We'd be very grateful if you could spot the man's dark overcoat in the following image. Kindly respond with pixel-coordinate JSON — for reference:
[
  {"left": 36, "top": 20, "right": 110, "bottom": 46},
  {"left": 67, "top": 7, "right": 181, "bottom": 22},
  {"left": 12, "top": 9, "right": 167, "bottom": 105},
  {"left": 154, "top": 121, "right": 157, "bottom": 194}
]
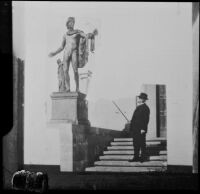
[{"left": 130, "top": 103, "right": 150, "bottom": 135}]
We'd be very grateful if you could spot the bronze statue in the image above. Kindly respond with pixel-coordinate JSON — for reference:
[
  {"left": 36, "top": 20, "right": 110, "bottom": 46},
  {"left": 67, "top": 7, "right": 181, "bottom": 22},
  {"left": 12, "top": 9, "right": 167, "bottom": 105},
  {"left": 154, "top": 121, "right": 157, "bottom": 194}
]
[{"left": 49, "top": 17, "right": 98, "bottom": 92}]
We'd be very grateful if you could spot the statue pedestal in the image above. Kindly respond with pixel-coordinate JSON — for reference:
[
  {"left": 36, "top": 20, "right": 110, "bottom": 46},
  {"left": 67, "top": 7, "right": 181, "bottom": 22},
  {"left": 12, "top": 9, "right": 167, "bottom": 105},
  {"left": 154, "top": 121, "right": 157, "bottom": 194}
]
[
  {"left": 50, "top": 92, "right": 90, "bottom": 125},
  {"left": 49, "top": 92, "right": 90, "bottom": 172}
]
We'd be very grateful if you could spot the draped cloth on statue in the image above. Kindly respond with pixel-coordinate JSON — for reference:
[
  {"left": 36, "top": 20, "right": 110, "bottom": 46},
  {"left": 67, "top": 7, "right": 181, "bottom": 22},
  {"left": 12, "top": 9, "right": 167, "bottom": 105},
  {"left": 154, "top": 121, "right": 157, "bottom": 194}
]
[{"left": 67, "top": 29, "right": 95, "bottom": 68}]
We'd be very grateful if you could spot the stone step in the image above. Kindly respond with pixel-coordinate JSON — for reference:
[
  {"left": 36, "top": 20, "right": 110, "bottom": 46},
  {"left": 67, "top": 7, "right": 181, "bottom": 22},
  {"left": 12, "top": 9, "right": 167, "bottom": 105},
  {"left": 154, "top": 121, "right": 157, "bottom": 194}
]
[
  {"left": 159, "top": 150, "right": 167, "bottom": 155},
  {"left": 111, "top": 141, "right": 161, "bottom": 146},
  {"left": 103, "top": 150, "right": 167, "bottom": 155},
  {"left": 114, "top": 138, "right": 133, "bottom": 142},
  {"left": 107, "top": 144, "right": 165, "bottom": 150},
  {"left": 85, "top": 166, "right": 167, "bottom": 172},
  {"left": 99, "top": 155, "right": 167, "bottom": 161},
  {"left": 114, "top": 137, "right": 166, "bottom": 142},
  {"left": 150, "top": 155, "right": 167, "bottom": 161},
  {"left": 107, "top": 146, "right": 134, "bottom": 150},
  {"left": 100, "top": 155, "right": 133, "bottom": 161},
  {"left": 94, "top": 160, "right": 167, "bottom": 167},
  {"left": 104, "top": 150, "right": 134, "bottom": 155}
]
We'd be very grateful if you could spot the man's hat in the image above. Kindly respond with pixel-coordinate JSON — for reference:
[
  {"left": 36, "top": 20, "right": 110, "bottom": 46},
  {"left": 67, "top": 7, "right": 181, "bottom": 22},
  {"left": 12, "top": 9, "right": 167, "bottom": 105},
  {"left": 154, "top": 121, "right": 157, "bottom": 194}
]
[{"left": 138, "top": 92, "right": 148, "bottom": 100}]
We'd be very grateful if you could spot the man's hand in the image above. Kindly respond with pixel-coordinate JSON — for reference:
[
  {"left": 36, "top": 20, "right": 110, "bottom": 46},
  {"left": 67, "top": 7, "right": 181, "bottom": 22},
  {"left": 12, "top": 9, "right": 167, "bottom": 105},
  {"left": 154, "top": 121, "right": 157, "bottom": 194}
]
[{"left": 141, "top": 130, "right": 146, "bottom": 134}]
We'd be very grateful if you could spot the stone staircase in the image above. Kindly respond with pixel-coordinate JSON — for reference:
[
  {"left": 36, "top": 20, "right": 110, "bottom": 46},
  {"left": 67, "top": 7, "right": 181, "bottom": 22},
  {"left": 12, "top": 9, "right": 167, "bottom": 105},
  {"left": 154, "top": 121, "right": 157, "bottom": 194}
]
[{"left": 85, "top": 137, "right": 167, "bottom": 172}]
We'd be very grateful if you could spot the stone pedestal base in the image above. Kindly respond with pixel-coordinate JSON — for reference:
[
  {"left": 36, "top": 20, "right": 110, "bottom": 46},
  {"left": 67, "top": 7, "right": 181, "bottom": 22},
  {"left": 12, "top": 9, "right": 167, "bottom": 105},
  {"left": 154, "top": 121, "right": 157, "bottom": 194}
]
[
  {"left": 49, "top": 92, "right": 90, "bottom": 172},
  {"left": 50, "top": 92, "right": 90, "bottom": 125}
]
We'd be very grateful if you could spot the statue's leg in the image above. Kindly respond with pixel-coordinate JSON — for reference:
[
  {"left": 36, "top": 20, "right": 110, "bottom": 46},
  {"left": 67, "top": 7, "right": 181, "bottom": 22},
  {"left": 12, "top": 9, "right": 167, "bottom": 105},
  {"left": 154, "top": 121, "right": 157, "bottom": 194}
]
[
  {"left": 72, "top": 50, "right": 79, "bottom": 92},
  {"left": 63, "top": 54, "right": 70, "bottom": 92}
]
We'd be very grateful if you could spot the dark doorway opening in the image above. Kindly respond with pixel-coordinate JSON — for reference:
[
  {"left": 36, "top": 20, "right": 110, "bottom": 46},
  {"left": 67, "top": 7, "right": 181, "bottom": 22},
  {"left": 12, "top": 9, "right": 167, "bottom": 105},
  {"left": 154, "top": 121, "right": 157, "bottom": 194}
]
[{"left": 156, "top": 85, "right": 167, "bottom": 138}]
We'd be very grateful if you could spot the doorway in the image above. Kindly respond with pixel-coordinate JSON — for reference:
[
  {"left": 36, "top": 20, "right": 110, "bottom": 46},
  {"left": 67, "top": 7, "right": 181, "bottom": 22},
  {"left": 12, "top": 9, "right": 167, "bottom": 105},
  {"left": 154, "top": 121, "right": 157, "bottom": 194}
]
[{"left": 156, "top": 85, "right": 167, "bottom": 138}]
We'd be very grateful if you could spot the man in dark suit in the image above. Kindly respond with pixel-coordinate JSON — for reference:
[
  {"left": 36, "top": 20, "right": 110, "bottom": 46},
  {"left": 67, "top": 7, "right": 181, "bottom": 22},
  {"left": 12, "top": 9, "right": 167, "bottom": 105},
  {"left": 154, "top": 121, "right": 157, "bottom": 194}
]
[{"left": 129, "top": 93, "right": 150, "bottom": 162}]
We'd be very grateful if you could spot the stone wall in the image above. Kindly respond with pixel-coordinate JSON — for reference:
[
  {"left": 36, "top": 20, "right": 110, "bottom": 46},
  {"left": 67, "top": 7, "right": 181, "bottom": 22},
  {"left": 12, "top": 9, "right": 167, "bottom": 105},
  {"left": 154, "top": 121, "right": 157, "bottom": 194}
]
[{"left": 71, "top": 124, "right": 122, "bottom": 171}]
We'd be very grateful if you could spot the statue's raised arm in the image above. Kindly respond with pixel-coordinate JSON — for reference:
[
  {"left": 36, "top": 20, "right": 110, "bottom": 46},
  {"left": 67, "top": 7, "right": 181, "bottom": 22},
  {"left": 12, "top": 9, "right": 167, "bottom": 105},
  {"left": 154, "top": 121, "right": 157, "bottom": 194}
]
[
  {"left": 93, "top": 28, "right": 98, "bottom": 36},
  {"left": 79, "top": 28, "right": 98, "bottom": 39}
]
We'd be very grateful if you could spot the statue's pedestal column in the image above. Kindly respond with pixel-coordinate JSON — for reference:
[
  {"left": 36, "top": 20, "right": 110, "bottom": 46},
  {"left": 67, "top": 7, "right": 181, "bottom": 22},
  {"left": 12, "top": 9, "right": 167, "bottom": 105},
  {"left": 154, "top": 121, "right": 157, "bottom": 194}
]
[
  {"left": 49, "top": 92, "right": 90, "bottom": 172},
  {"left": 50, "top": 92, "right": 90, "bottom": 125}
]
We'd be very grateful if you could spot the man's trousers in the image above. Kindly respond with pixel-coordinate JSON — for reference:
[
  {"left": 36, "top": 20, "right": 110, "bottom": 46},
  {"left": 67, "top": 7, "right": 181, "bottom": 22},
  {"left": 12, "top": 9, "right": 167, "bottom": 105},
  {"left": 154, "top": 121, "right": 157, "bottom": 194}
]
[{"left": 133, "top": 132, "right": 146, "bottom": 159}]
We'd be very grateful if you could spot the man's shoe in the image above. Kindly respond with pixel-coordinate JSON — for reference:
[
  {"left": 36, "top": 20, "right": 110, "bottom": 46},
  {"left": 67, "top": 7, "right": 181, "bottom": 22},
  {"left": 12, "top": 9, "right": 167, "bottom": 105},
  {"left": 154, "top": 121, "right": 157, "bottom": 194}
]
[{"left": 128, "top": 157, "right": 140, "bottom": 162}]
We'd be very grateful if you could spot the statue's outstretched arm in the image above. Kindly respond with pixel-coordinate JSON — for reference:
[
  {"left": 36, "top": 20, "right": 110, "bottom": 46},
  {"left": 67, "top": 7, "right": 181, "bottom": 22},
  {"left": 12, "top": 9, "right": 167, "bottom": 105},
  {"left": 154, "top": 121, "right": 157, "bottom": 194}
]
[
  {"left": 49, "top": 35, "right": 66, "bottom": 57},
  {"left": 79, "top": 29, "right": 98, "bottom": 39},
  {"left": 79, "top": 31, "right": 87, "bottom": 38}
]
